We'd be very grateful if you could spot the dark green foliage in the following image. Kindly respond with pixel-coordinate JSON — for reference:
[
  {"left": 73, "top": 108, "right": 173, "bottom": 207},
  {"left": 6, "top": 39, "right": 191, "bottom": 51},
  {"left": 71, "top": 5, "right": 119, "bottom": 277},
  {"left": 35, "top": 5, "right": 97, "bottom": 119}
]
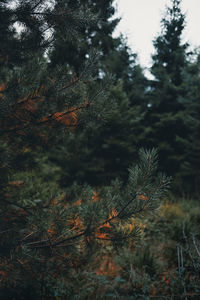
[
  {"left": 0, "top": 0, "right": 54, "bottom": 67},
  {"left": 49, "top": 81, "right": 145, "bottom": 186},
  {"left": 0, "top": 1, "right": 172, "bottom": 299},
  {"left": 49, "top": 0, "right": 120, "bottom": 73},
  {"left": 151, "top": 0, "right": 188, "bottom": 87},
  {"left": 47, "top": 0, "right": 149, "bottom": 188},
  {"left": 1, "top": 0, "right": 200, "bottom": 298},
  {"left": 0, "top": 146, "right": 170, "bottom": 298},
  {"left": 140, "top": 0, "right": 200, "bottom": 194},
  {"left": 176, "top": 52, "right": 200, "bottom": 194},
  {"left": 0, "top": 0, "right": 113, "bottom": 145}
]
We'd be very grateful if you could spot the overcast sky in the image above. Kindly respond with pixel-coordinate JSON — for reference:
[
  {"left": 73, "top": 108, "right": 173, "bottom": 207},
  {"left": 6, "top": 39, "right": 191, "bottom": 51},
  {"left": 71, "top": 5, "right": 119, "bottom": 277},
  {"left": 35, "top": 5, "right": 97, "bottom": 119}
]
[{"left": 113, "top": 0, "right": 200, "bottom": 69}]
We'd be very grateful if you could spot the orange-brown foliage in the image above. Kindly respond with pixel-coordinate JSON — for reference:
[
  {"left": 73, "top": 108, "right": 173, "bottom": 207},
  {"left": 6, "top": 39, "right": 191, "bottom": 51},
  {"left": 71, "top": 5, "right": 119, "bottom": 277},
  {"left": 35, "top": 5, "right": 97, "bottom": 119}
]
[
  {"left": 96, "top": 255, "right": 119, "bottom": 277},
  {"left": 0, "top": 83, "right": 6, "bottom": 92},
  {"left": 73, "top": 199, "right": 82, "bottom": 206},
  {"left": 96, "top": 232, "right": 109, "bottom": 239},
  {"left": 67, "top": 216, "right": 84, "bottom": 233},
  {"left": 8, "top": 180, "right": 24, "bottom": 187},
  {"left": 21, "top": 99, "right": 37, "bottom": 113},
  {"left": 92, "top": 191, "right": 100, "bottom": 202},
  {"left": 53, "top": 108, "right": 79, "bottom": 126},
  {"left": 162, "top": 275, "right": 170, "bottom": 285},
  {"left": 0, "top": 270, "right": 7, "bottom": 283},
  {"left": 138, "top": 194, "right": 149, "bottom": 201},
  {"left": 109, "top": 208, "right": 118, "bottom": 218},
  {"left": 47, "top": 224, "right": 56, "bottom": 236}
]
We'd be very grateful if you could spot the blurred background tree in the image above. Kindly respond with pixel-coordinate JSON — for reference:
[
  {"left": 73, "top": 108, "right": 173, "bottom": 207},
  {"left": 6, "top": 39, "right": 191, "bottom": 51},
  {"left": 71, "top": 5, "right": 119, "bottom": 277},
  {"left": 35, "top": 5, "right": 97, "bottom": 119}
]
[
  {"left": 48, "top": 0, "right": 149, "bottom": 187},
  {"left": 139, "top": 0, "right": 200, "bottom": 194}
]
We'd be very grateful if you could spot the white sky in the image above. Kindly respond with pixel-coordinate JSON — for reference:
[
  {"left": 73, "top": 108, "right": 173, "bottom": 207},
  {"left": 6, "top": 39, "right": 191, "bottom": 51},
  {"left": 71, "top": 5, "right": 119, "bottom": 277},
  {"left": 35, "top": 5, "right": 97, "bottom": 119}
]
[{"left": 113, "top": 0, "right": 200, "bottom": 69}]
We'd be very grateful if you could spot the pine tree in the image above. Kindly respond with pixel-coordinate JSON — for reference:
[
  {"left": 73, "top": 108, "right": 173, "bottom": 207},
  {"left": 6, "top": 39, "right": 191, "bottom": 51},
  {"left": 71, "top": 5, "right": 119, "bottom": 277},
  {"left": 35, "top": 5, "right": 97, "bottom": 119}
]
[
  {"left": 0, "top": 1, "right": 170, "bottom": 298},
  {"left": 49, "top": 0, "right": 120, "bottom": 73},
  {"left": 0, "top": 0, "right": 111, "bottom": 144},
  {"left": 0, "top": 0, "right": 47, "bottom": 67},
  {"left": 49, "top": 81, "right": 143, "bottom": 186},
  {"left": 0, "top": 147, "right": 170, "bottom": 298}
]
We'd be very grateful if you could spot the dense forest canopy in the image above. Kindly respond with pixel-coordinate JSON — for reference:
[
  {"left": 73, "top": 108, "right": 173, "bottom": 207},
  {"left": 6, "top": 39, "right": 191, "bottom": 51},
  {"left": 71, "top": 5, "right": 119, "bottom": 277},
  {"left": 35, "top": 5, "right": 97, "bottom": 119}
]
[{"left": 0, "top": 0, "right": 199, "bottom": 299}]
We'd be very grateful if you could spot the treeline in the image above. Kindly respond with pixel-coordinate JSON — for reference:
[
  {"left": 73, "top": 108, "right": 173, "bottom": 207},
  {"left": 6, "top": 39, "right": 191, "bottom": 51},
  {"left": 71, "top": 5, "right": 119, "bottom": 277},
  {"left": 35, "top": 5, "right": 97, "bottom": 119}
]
[
  {"left": 1, "top": 0, "right": 199, "bottom": 193},
  {"left": 47, "top": 0, "right": 200, "bottom": 195},
  {"left": 0, "top": 0, "right": 199, "bottom": 298}
]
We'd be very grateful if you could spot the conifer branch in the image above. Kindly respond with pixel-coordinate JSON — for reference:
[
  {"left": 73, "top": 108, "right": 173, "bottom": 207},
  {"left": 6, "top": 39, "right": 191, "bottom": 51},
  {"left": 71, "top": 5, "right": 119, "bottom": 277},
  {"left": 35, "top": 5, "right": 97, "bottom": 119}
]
[{"left": 24, "top": 231, "right": 86, "bottom": 248}]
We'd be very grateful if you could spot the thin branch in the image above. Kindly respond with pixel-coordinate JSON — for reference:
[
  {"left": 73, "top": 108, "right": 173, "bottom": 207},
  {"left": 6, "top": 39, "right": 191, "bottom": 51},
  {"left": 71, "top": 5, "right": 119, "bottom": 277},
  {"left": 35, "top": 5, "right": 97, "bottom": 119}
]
[
  {"left": 0, "top": 197, "right": 32, "bottom": 215},
  {"left": 0, "top": 102, "right": 89, "bottom": 135},
  {"left": 57, "top": 76, "right": 81, "bottom": 93},
  {"left": 192, "top": 234, "right": 200, "bottom": 258},
  {"left": 26, "top": 231, "right": 86, "bottom": 248},
  {"left": 22, "top": 231, "right": 35, "bottom": 241},
  {"left": 101, "top": 192, "right": 140, "bottom": 226}
]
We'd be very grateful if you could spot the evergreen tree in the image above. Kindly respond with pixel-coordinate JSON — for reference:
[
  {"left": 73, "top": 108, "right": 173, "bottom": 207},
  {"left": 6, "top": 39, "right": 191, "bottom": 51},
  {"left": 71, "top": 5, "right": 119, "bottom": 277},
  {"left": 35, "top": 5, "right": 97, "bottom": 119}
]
[
  {"left": 49, "top": 82, "right": 140, "bottom": 186},
  {"left": 0, "top": 0, "right": 112, "bottom": 144},
  {"left": 176, "top": 52, "right": 200, "bottom": 194},
  {"left": 0, "top": 0, "right": 47, "bottom": 67},
  {"left": 143, "top": 0, "right": 190, "bottom": 190},
  {"left": 48, "top": 0, "right": 149, "bottom": 186},
  {"left": 0, "top": 1, "right": 170, "bottom": 298},
  {"left": 49, "top": 0, "right": 120, "bottom": 73},
  {"left": 50, "top": 80, "right": 148, "bottom": 187},
  {"left": 49, "top": 0, "right": 149, "bottom": 98},
  {"left": 151, "top": 0, "right": 187, "bottom": 89}
]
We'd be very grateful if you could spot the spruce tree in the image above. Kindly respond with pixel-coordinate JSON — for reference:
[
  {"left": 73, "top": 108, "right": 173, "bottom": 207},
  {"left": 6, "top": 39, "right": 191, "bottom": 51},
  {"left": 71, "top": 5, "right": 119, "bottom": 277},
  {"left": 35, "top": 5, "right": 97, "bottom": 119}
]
[
  {"left": 151, "top": 0, "right": 187, "bottom": 89},
  {"left": 176, "top": 52, "right": 200, "bottom": 194},
  {"left": 143, "top": 0, "right": 189, "bottom": 190}
]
